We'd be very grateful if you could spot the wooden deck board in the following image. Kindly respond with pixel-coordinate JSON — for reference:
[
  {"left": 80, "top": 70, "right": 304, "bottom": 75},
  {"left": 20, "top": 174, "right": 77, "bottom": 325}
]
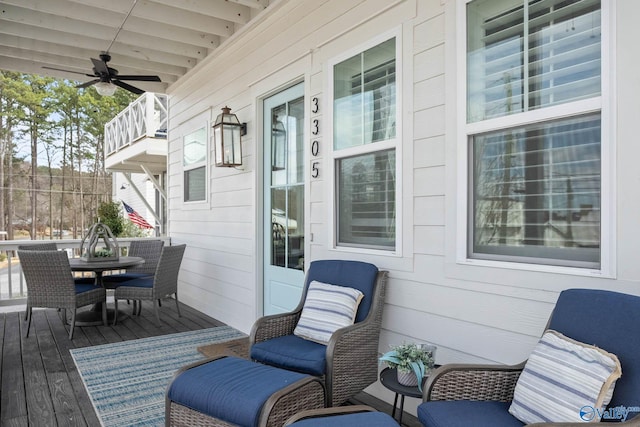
[{"left": 0, "top": 297, "right": 421, "bottom": 427}]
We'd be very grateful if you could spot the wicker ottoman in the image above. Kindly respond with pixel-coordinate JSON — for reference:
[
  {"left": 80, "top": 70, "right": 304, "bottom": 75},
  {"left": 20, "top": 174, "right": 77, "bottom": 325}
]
[{"left": 166, "top": 356, "right": 325, "bottom": 427}]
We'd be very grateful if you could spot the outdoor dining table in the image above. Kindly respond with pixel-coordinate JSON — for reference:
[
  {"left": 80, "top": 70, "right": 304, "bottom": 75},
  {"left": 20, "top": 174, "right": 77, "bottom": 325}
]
[{"left": 69, "top": 256, "right": 145, "bottom": 325}]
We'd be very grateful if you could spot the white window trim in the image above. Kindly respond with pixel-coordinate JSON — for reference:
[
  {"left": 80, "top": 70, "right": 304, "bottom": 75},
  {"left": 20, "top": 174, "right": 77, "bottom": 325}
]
[
  {"left": 455, "top": 0, "right": 616, "bottom": 278},
  {"left": 326, "top": 28, "right": 403, "bottom": 257},
  {"left": 181, "top": 114, "right": 209, "bottom": 206}
]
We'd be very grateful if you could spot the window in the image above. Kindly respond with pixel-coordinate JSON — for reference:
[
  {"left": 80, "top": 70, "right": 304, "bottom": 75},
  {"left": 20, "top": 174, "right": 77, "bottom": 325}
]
[
  {"left": 465, "top": 0, "right": 604, "bottom": 269},
  {"left": 332, "top": 36, "right": 399, "bottom": 251},
  {"left": 183, "top": 127, "right": 207, "bottom": 202}
]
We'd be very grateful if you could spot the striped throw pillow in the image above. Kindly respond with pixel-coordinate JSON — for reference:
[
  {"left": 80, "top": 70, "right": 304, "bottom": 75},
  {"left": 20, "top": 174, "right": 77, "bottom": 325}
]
[
  {"left": 293, "top": 280, "right": 364, "bottom": 345},
  {"left": 509, "top": 329, "right": 621, "bottom": 424}
]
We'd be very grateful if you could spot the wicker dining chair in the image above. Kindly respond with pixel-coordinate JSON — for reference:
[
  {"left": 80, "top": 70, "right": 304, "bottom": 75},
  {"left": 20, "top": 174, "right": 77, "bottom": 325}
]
[
  {"left": 112, "top": 244, "right": 186, "bottom": 326},
  {"left": 18, "top": 250, "right": 107, "bottom": 339},
  {"left": 102, "top": 239, "right": 164, "bottom": 287},
  {"left": 250, "top": 259, "right": 388, "bottom": 407},
  {"left": 18, "top": 242, "right": 96, "bottom": 320},
  {"left": 418, "top": 289, "right": 640, "bottom": 426}
]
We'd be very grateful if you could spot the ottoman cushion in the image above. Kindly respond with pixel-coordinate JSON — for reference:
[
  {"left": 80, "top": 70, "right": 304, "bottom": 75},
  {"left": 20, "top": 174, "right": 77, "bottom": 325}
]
[{"left": 167, "top": 356, "right": 312, "bottom": 427}]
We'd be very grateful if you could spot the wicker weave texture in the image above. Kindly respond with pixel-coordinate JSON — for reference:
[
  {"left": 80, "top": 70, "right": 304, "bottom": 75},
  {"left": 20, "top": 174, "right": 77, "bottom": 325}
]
[
  {"left": 167, "top": 376, "right": 324, "bottom": 427},
  {"left": 124, "top": 239, "right": 164, "bottom": 275},
  {"left": 18, "top": 243, "right": 59, "bottom": 251},
  {"left": 327, "top": 271, "right": 387, "bottom": 406},
  {"left": 427, "top": 368, "right": 521, "bottom": 402}
]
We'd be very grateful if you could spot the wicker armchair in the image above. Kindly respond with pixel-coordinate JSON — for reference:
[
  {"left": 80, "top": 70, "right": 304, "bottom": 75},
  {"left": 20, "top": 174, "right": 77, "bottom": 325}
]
[
  {"left": 18, "top": 250, "right": 107, "bottom": 339},
  {"left": 250, "top": 260, "right": 388, "bottom": 407},
  {"left": 419, "top": 289, "right": 640, "bottom": 426},
  {"left": 112, "top": 244, "right": 185, "bottom": 326}
]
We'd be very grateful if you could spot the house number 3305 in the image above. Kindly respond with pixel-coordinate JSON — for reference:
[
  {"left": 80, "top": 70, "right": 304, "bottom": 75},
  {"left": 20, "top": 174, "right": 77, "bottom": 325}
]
[{"left": 311, "top": 97, "right": 320, "bottom": 179}]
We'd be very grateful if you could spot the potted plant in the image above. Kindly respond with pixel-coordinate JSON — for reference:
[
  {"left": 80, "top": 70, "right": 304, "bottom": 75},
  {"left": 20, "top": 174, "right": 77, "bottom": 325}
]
[{"left": 380, "top": 343, "right": 436, "bottom": 390}]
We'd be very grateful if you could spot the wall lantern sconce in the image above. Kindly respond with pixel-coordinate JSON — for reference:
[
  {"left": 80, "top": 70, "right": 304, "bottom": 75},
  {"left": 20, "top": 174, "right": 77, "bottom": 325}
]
[
  {"left": 213, "top": 106, "right": 246, "bottom": 167},
  {"left": 120, "top": 183, "right": 129, "bottom": 190}
]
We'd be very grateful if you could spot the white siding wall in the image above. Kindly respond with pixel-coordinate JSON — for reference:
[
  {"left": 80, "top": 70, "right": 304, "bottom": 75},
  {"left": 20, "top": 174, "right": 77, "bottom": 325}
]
[{"left": 166, "top": 0, "right": 640, "bottom": 414}]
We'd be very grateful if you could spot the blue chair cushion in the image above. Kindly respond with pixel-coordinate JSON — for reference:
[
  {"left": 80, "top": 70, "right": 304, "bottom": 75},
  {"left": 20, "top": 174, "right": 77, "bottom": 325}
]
[
  {"left": 288, "top": 412, "right": 399, "bottom": 426},
  {"left": 167, "top": 356, "right": 310, "bottom": 427},
  {"left": 103, "top": 272, "right": 152, "bottom": 284},
  {"left": 111, "top": 277, "right": 154, "bottom": 288},
  {"left": 74, "top": 283, "right": 101, "bottom": 294},
  {"left": 418, "top": 401, "right": 524, "bottom": 427},
  {"left": 305, "top": 260, "right": 378, "bottom": 322},
  {"left": 548, "top": 289, "right": 640, "bottom": 411},
  {"left": 250, "top": 334, "right": 326, "bottom": 376},
  {"left": 73, "top": 277, "right": 96, "bottom": 285}
]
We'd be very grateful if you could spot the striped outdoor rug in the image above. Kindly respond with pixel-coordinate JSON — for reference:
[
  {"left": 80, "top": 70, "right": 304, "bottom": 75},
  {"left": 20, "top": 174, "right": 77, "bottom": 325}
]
[{"left": 71, "top": 326, "right": 246, "bottom": 427}]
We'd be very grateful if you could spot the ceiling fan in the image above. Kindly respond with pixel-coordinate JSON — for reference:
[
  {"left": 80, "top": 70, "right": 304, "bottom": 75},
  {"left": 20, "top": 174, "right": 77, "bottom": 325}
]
[{"left": 43, "top": 53, "right": 161, "bottom": 95}]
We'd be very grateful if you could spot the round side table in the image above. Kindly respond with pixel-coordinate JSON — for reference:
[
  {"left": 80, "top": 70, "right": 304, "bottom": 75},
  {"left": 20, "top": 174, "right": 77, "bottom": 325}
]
[{"left": 379, "top": 367, "right": 424, "bottom": 425}]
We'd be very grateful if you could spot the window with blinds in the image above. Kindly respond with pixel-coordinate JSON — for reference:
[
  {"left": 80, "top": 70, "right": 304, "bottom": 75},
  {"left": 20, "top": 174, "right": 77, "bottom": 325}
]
[
  {"left": 472, "top": 114, "right": 600, "bottom": 267},
  {"left": 337, "top": 150, "right": 396, "bottom": 249},
  {"left": 465, "top": 0, "right": 604, "bottom": 269},
  {"left": 467, "top": 0, "right": 601, "bottom": 123},
  {"left": 183, "top": 127, "right": 207, "bottom": 202},
  {"left": 334, "top": 38, "right": 396, "bottom": 150},
  {"left": 332, "top": 36, "right": 398, "bottom": 251}
]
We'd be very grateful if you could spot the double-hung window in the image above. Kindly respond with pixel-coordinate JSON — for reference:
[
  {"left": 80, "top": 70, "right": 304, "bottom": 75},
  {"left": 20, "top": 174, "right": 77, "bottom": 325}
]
[
  {"left": 464, "top": 0, "right": 606, "bottom": 270},
  {"left": 183, "top": 127, "right": 207, "bottom": 202},
  {"left": 331, "top": 35, "right": 399, "bottom": 252}
]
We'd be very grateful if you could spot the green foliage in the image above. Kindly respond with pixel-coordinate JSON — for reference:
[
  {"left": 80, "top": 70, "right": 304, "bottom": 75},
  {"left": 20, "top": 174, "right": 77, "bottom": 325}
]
[
  {"left": 97, "top": 201, "right": 124, "bottom": 237},
  {"left": 379, "top": 343, "right": 436, "bottom": 390},
  {"left": 93, "top": 248, "right": 113, "bottom": 257},
  {"left": 120, "top": 218, "right": 151, "bottom": 238}
]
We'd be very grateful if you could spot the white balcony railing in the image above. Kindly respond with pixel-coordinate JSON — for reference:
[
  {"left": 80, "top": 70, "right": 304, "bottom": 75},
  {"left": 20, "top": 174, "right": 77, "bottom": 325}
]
[
  {"left": 105, "top": 92, "right": 168, "bottom": 156},
  {"left": 0, "top": 238, "right": 171, "bottom": 305}
]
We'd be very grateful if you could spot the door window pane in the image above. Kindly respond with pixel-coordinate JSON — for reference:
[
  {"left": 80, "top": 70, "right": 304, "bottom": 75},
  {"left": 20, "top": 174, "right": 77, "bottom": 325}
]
[
  {"left": 269, "top": 93, "right": 305, "bottom": 270},
  {"left": 337, "top": 149, "right": 396, "bottom": 249},
  {"left": 471, "top": 114, "right": 601, "bottom": 267}
]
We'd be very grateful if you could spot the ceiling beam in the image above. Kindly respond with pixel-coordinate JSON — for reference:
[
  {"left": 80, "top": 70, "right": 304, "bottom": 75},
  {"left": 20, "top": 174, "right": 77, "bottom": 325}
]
[
  {"left": 0, "top": 34, "right": 187, "bottom": 79},
  {"left": 149, "top": 0, "right": 251, "bottom": 25},
  {"left": 0, "top": 21, "right": 199, "bottom": 69}
]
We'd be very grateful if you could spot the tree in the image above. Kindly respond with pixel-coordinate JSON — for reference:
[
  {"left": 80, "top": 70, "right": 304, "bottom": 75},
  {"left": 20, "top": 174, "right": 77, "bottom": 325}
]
[
  {"left": 0, "top": 71, "right": 136, "bottom": 238},
  {"left": 97, "top": 201, "right": 124, "bottom": 237}
]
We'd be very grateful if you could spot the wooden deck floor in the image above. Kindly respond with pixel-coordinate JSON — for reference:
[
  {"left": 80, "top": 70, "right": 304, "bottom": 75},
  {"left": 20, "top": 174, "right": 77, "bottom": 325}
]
[{"left": 0, "top": 299, "right": 420, "bottom": 427}]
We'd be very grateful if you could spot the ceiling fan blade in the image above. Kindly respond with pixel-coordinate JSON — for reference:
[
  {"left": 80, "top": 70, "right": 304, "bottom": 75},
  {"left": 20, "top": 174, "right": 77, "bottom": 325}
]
[
  {"left": 112, "top": 79, "right": 145, "bottom": 95},
  {"left": 42, "top": 65, "right": 94, "bottom": 77},
  {"left": 91, "top": 57, "right": 110, "bottom": 75},
  {"left": 76, "top": 79, "right": 100, "bottom": 89},
  {"left": 116, "top": 75, "right": 162, "bottom": 82}
]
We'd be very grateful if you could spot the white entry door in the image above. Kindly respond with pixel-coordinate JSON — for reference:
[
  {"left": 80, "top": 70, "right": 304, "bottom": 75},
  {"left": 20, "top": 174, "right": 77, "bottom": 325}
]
[{"left": 263, "top": 83, "right": 305, "bottom": 315}]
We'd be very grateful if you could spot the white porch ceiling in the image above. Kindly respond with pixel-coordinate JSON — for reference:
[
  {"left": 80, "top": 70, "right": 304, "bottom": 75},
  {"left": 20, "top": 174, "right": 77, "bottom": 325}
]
[{"left": 0, "top": 0, "right": 271, "bottom": 93}]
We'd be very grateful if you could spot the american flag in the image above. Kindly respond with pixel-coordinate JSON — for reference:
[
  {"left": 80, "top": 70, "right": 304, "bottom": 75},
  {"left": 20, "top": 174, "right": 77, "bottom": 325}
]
[{"left": 122, "top": 201, "right": 154, "bottom": 229}]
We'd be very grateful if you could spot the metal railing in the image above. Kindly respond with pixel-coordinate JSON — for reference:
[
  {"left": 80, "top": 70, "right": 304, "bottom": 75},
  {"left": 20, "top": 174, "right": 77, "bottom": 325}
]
[
  {"left": 105, "top": 92, "right": 168, "bottom": 155},
  {"left": 0, "top": 237, "right": 171, "bottom": 306}
]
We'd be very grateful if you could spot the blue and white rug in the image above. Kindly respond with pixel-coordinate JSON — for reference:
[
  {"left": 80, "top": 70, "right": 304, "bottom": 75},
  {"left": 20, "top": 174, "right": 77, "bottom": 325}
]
[{"left": 71, "top": 326, "right": 246, "bottom": 427}]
